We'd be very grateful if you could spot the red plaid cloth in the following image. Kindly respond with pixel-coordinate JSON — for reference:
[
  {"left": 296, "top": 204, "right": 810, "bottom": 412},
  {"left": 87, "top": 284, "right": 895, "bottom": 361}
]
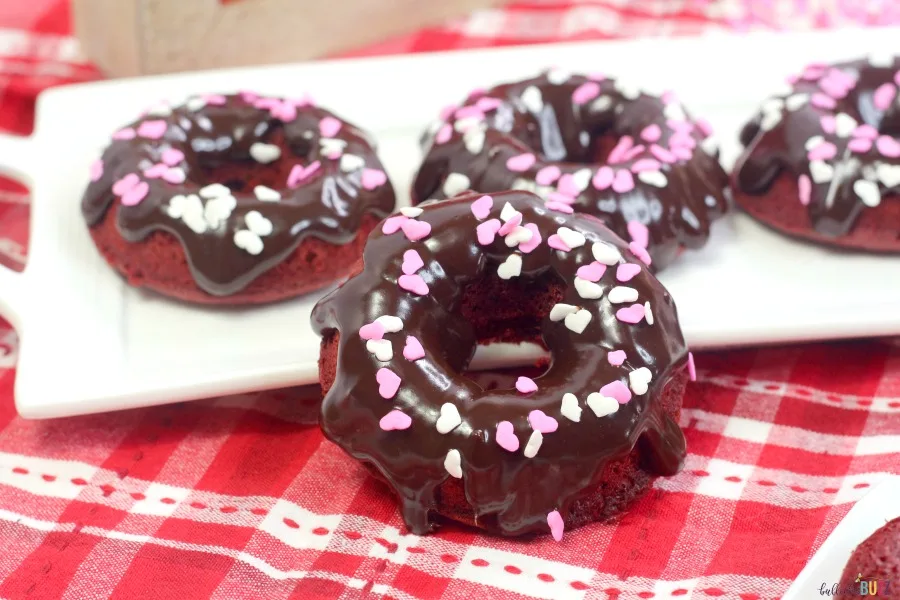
[{"left": 1, "top": 2, "right": 900, "bottom": 598}]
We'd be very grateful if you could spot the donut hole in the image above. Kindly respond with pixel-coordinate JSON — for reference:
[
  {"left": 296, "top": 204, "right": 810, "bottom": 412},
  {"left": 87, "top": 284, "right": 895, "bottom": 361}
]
[{"left": 195, "top": 128, "right": 313, "bottom": 191}]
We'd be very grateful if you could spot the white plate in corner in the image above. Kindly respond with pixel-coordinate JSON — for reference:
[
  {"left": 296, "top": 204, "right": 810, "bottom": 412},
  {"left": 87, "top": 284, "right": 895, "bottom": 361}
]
[
  {"left": 1, "top": 28, "right": 900, "bottom": 418},
  {"left": 784, "top": 478, "right": 900, "bottom": 600}
]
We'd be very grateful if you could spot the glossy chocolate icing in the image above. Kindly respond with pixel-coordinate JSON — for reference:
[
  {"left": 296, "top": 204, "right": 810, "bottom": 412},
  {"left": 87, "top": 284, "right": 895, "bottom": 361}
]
[
  {"left": 411, "top": 71, "right": 729, "bottom": 272},
  {"left": 311, "top": 190, "right": 689, "bottom": 537},
  {"left": 82, "top": 94, "right": 395, "bottom": 297},
  {"left": 735, "top": 57, "right": 900, "bottom": 238}
]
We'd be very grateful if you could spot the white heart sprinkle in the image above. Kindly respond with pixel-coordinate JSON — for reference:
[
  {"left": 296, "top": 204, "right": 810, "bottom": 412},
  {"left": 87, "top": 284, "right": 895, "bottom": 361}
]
[
  {"left": 586, "top": 393, "right": 619, "bottom": 418},
  {"left": 760, "top": 108, "right": 782, "bottom": 131},
  {"left": 644, "top": 301, "right": 654, "bottom": 325},
  {"left": 500, "top": 202, "right": 518, "bottom": 222},
  {"left": 146, "top": 103, "right": 172, "bottom": 117},
  {"left": 245, "top": 210, "right": 273, "bottom": 236},
  {"left": 763, "top": 98, "right": 785, "bottom": 113},
  {"left": 869, "top": 52, "right": 894, "bottom": 68},
  {"left": 805, "top": 135, "right": 825, "bottom": 151},
  {"left": 589, "top": 96, "right": 612, "bottom": 113},
  {"left": 877, "top": 163, "right": 900, "bottom": 188},
  {"left": 560, "top": 393, "right": 582, "bottom": 422},
  {"left": 523, "top": 430, "right": 543, "bottom": 458},
  {"left": 443, "top": 172, "right": 471, "bottom": 197},
  {"left": 834, "top": 113, "right": 857, "bottom": 138},
  {"left": 854, "top": 179, "right": 881, "bottom": 208},
  {"left": 199, "top": 183, "right": 231, "bottom": 199},
  {"left": 366, "top": 338, "right": 393, "bottom": 361},
  {"left": 616, "top": 80, "right": 641, "bottom": 100},
  {"left": 608, "top": 286, "right": 639, "bottom": 304},
  {"left": 165, "top": 194, "right": 188, "bottom": 219},
  {"left": 549, "top": 303, "right": 578, "bottom": 322},
  {"left": 809, "top": 160, "right": 834, "bottom": 184},
  {"left": 204, "top": 194, "right": 237, "bottom": 229},
  {"left": 574, "top": 277, "right": 603, "bottom": 300},
  {"left": 663, "top": 102, "right": 686, "bottom": 121},
  {"left": 453, "top": 117, "right": 482, "bottom": 133},
  {"left": 629, "top": 367, "right": 653, "bottom": 395},
  {"left": 592, "top": 242, "right": 621, "bottom": 265},
  {"left": 320, "top": 138, "right": 347, "bottom": 157},
  {"left": 464, "top": 129, "right": 485, "bottom": 154},
  {"left": 436, "top": 403, "right": 462, "bottom": 434},
  {"left": 564, "top": 308, "right": 592, "bottom": 334},
  {"left": 497, "top": 254, "right": 523, "bottom": 280},
  {"left": 546, "top": 68, "right": 571, "bottom": 85},
  {"left": 250, "top": 142, "right": 281, "bottom": 164},
  {"left": 505, "top": 225, "right": 534, "bottom": 248},
  {"left": 520, "top": 86, "right": 544, "bottom": 113},
  {"left": 254, "top": 185, "right": 281, "bottom": 202},
  {"left": 185, "top": 97, "right": 206, "bottom": 112},
  {"left": 375, "top": 315, "right": 403, "bottom": 332},
  {"left": 444, "top": 449, "right": 462, "bottom": 478},
  {"left": 638, "top": 171, "right": 667, "bottom": 188},
  {"left": 785, "top": 93, "right": 808, "bottom": 111},
  {"left": 234, "top": 229, "right": 264, "bottom": 255},
  {"left": 556, "top": 227, "right": 586, "bottom": 249},
  {"left": 700, "top": 137, "right": 718, "bottom": 155},
  {"left": 400, "top": 207, "right": 423, "bottom": 218},
  {"left": 340, "top": 154, "right": 365, "bottom": 172}
]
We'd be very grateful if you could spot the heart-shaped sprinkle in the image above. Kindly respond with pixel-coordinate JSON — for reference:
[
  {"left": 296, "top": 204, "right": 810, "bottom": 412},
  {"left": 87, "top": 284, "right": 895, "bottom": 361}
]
[
  {"left": 586, "top": 392, "right": 619, "bottom": 417},
  {"left": 89, "top": 159, "right": 104, "bottom": 182},
  {"left": 576, "top": 262, "right": 606, "bottom": 282},
  {"left": 112, "top": 173, "right": 140, "bottom": 196},
  {"left": 575, "top": 277, "right": 603, "bottom": 300},
  {"left": 627, "top": 221, "right": 649, "bottom": 248},
  {"left": 359, "top": 322, "right": 385, "bottom": 340},
  {"left": 121, "top": 181, "right": 149, "bottom": 206},
  {"left": 516, "top": 376, "right": 538, "bottom": 394},
  {"left": 640, "top": 124, "right": 662, "bottom": 143},
  {"left": 375, "top": 315, "right": 402, "bottom": 332},
  {"left": 162, "top": 167, "right": 186, "bottom": 184},
  {"left": 477, "top": 219, "right": 502, "bottom": 245},
  {"left": 560, "top": 393, "right": 582, "bottom": 422},
  {"left": 878, "top": 163, "right": 900, "bottom": 187},
  {"left": 362, "top": 168, "right": 388, "bottom": 190},
  {"left": 545, "top": 201, "right": 574, "bottom": 214},
  {"left": 506, "top": 153, "right": 536, "bottom": 173},
  {"left": 785, "top": 94, "right": 808, "bottom": 111},
  {"left": 592, "top": 242, "right": 621, "bottom": 265},
  {"left": 520, "top": 86, "right": 543, "bottom": 113},
  {"left": 608, "top": 350, "right": 627, "bottom": 366},
  {"left": 245, "top": 211, "right": 273, "bottom": 236},
  {"left": 874, "top": 83, "right": 897, "bottom": 111},
  {"left": 400, "top": 207, "right": 423, "bottom": 218},
  {"left": 528, "top": 410, "right": 558, "bottom": 433},
  {"left": 287, "top": 161, "right": 321, "bottom": 187},
  {"left": 112, "top": 128, "right": 136, "bottom": 140},
  {"left": 379, "top": 410, "right": 411, "bottom": 431},
  {"left": 557, "top": 173, "right": 584, "bottom": 198},
  {"left": 366, "top": 339, "right": 393, "bottom": 361},
  {"left": 402, "top": 249, "right": 424, "bottom": 275},
  {"left": 798, "top": 174, "right": 812, "bottom": 206},
  {"left": 854, "top": 124, "right": 879, "bottom": 139},
  {"left": 436, "top": 403, "right": 462, "bottom": 434},
  {"left": 572, "top": 81, "right": 601, "bottom": 105},
  {"left": 629, "top": 367, "right": 653, "bottom": 395},
  {"left": 547, "top": 68, "right": 571, "bottom": 85},
  {"left": 608, "top": 286, "right": 639, "bottom": 304},
  {"left": 547, "top": 510, "right": 564, "bottom": 542},
  {"left": 848, "top": 138, "right": 873, "bottom": 154},
  {"left": 547, "top": 234, "right": 571, "bottom": 252},
  {"left": 556, "top": 227, "right": 586, "bottom": 249},
  {"left": 497, "top": 212, "right": 523, "bottom": 236},
  {"left": 444, "top": 449, "right": 463, "bottom": 478},
  {"left": 504, "top": 226, "right": 533, "bottom": 248},
  {"left": 495, "top": 421, "right": 519, "bottom": 452},
  {"left": 518, "top": 223, "right": 542, "bottom": 254},
  {"left": 612, "top": 169, "right": 635, "bottom": 193},
  {"left": 523, "top": 430, "right": 543, "bottom": 458},
  {"left": 629, "top": 242, "right": 652, "bottom": 266},
  {"left": 650, "top": 144, "right": 677, "bottom": 163},
  {"left": 470, "top": 195, "right": 493, "bottom": 220},
  {"left": 497, "top": 254, "right": 522, "bottom": 280},
  {"left": 399, "top": 274, "right": 429, "bottom": 296},
  {"left": 401, "top": 219, "right": 431, "bottom": 242},
  {"left": 616, "top": 303, "right": 646, "bottom": 324},
  {"left": 592, "top": 166, "right": 615, "bottom": 190},
  {"left": 549, "top": 303, "right": 578, "bottom": 322},
  {"left": 254, "top": 185, "right": 281, "bottom": 202},
  {"left": 616, "top": 263, "right": 641, "bottom": 282},
  {"left": 161, "top": 148, "right": 184, "bottom": 166},
  {"left": 807, "top": 141, "right": 837, "bottom": 161},
  {"left": 464, "top": 129, "right": 485, "bottom": 154},
  {"left": 319, "top": 116, "right": 342, "bottom": 137},
  {"left": 137, "top": 120, "right": 167, "bottom": 139},
  {"left": 809, "top": 160, "right": 835, "bottom": 183},
  {"left": 443, "top": 172, "right": 471, "bottom": 197},
  {"left": 638, "top": 171, "right": 668, "bottom": 188},
  {"left": 536, "top": 165, "right": 562, "bottom": 186},
  {"left": 688, "top": 352, "right": 697, "bottom": 382},
  {"left": 877, "top": 136, "right": 900, "bottom": 158},
  {"left": 339, "top": 154, "right": 365, "bottom": 173},
  {"left": 376, "top": 368, "right": 401, "bottom": 399},
  {"left": 631, "top": 158, "right": 661, "bottom": 173},
  {"left": 382, "top": 215, "right": 408, "bottom": 235},
  {"left": 854, "top": 179, "right": 881, "bottom": 207},
  {"left": 143, "top": 163, "right": 168, "bottom": 179},
  {"left": 564, "top": 308, "right": 592, "bottom": 334},
  {"left": 404, "top": 336, "right": 425, "bottom": 361},
  {"left": 249, "top": 142, "right": 281, "bottom": 164},
  {"left": 476, "top": 96, "right": 502, "bottom": 112},
  {"left": 435, "top": 124, "right": 453, "bottom": 145},
  {"left": 600, "top": 380, "right": 632, "bottom": 404}
]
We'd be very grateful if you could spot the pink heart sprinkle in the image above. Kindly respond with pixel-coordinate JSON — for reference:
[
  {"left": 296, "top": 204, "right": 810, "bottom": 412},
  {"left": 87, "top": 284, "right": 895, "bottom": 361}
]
[
  {"left": 854, "top": 125, "right": 879, "bottom": 140},
  {"left": 203, "top": 94, "right": 227, "bottom": 106},
  {"left": 112, "top": 173, "right": 140, "bottom": 196},
  {"left": 641, "top": 124, "right": 662, "bottom": 143},
  {"left": 518, "top": 223, "right": 542, "bottom": 254},
  {"left": 376, "top": 368, "right": 402, "bottom": 399},
  {"left": 403, "top": 336, "right": 425, "bottom": 361},
  {"left": 669, "top": 133, "right": 696, "bottom": 149},
  {"left": 379, "top": 410, "right": 411, "bottom": 431},
  {"left": 589, "top": 72, "right": 606, "bottom": 82},
  {"left": 667, "top": 120, "right": 694, "bottom": 135},
  {"left": 820, "top": 115, "right": 836, "bottom": 134},
  {"left": 476, "top": 219, "right": 502, "bottom": 245},
  {"left": 557, "top": 173, "right": 583, "bottom": 198},
  {"left": 254, "top": 97, "right": 280, "bottom": 110},
  {"left": 476, "top": 96, "right": 503, "bottom": 112},
  {"left": 572, "top": 81, "right": 601, "bottom": 105},
  {"left": 616, "top": 303, "right": 646, "bottom": 324},
  {"left": 545, "top": 201, "right": 574, "bottom": 214},
  {"left": 495, "top": 421, "right": 519, "bottom": 452},
  {"left": 547, "top": 511, "right": 564, "bottom": 542},
  {"left": 877, "top": 136, "right": 900, "bottom": 158},
  {"left": 435, "top": 124, "right": 453, "bottom": 145},
  {"left": 695, "top": 118, "right": 714, "bottom": 137},
  {"left": 506, "top": 153, "right": 536, "bottom": 172},
  {"left": 528, "top": 409, "right": 558, "bottom": 433},
  {"left": 819, "top": 77, "right": 850, "bottom": 99},
  {"left": 848, "top": 138, "right": 873, "bottom": 154},
  {"left": 455, "top": 105, "right": 484, "bottom": 121},
  {"left": 287, "top": 161, "right": 321, "bottom": 188},
  {"left": 161, "top": 148, "right": 185, "bottom": 166},
  {"left": 382, "top": 215, "right": 409, "bottom": 235},
  {"left": 874, "top": 83, "right": 897, "bottom": 111},
  {"left": 361, "top": 168, "right": 388, "bottom": 191},
  {"left": 438, "top": 104, "right": 457, "bottom": 121},
  {"left": 629, "top": 242, "right": 652, "bottom": 266},
  {"left": 137, "top": 120, "right": 167, "bottom": 140},
  {"left": 470, "top": 195, "right": 494, "bottom": 220},
  {"left": 807, "top": 141, "right": 837, "bottom": 161},
  {"left": 402, "top": 249, "right": 425, "bottom": 275},
  {"left": 622, "top": 144, "right": 647, "bottom": 163},
  {"left": 811, "top": 94, "right": 837, "bottom": 110},
  {"left": 608, "top": 350, "right": 627, "bottom": 366},
  {"left": 612, "top": 170, "right": 634, "bottom": 193},
  {"left": 798, "top": 174, "right": 812, "bottom": 206},
  {"left": 631, "top": 158, "right": 661, "bottom": 173},
  {"left": 688, "top": 352, "right": 697, "bottom": 382},
  {"left": 616, "top": 263, "right": 641, "bottom": 282},
  {"left": 536, "top": 165, "right": 562, "bottom": 186},
  {"left": 661, "top": 90, "right": 678, "bottom": 105},
  {"left": 120, "top": 181, "right": 149, "bottom": 206},
  {"left": 497, "top": 212, "right": 523, "bottom": 237},
  {"left": 112, "top": 128, "right": 136, "bottom": 141},
  {"left": 576, "top": 262, "right": 606, "bottom": 282},
  {"left": 547, "top": 234, "right": 571, "bottom": 252},
  {"left": 89, "top": 159, "right": 104, "bottom": 182},
  {"left": 671, "top": 146, "right": 693, "bottom": 161},
  {"left": 650, "top": 145, "right": 677, "bottom": 164},
  {"left": 143, "top": 163, "right": 168, "bottom": 179},
  {"left": 592, "top": 166, "right": 615, "bottom": 190},
  {"left": 271, "top": 102, "right": 298, "bottom": 122},
  {"left": 359, "top": 322, "right": 385, "bottom": 341},
  {"left": 803, "top": 64, "right": 827, "bottom": 80},
  {"left": 398, "top": 274, "right": 429, "bottom": 296},
  {"left": 546, "top": 191, "right": 575, "bottom": 206},
  {"left": 319, "top": 116, "right": 342, "bottom": 138},
  {"left": 600, "top": 380, "right": 632, "bottom": 404},
  {"left": 627, "top": 221, "right": 649, "bottom": 248},
  {"left": 607, "top": 136, "right": 634, "bottom": 165},
  {"left": 162, "top": 167, "right": 185, "bottom": 184},
  {"left": 516, "top": 376, "right": 538, "bottom": 394},
  {"left": 401, "top": 219, "right": 432, "bottom": 242}
]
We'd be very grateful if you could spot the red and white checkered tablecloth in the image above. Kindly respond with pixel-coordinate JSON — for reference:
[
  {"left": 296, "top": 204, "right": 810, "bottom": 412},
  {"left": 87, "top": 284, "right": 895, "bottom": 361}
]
[{"left": 1, "top": 2, "right": 900, "bottom": 599}]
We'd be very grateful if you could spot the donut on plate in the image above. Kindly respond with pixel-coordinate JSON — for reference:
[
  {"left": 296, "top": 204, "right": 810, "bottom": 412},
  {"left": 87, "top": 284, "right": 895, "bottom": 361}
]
[
  {"left": 837, "top": 517, "right": 899, "bottom": 597},
  {"left": 82, "top": 93, "right": 395, "bottom": 305},
  {"left": 733, "top": 56, "right": 900, "bottom": 251},
  {"left": 312, "top": 189, "right": 696, "bottom": 539},
  {"left": 411, "top": 69, "right": 730, "bottom": 272}
]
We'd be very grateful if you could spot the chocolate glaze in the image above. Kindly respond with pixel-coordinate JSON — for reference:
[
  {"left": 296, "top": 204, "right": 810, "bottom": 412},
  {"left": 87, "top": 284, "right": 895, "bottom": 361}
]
[
  {"left": 311, "top": 190, "right": 689, "bottom": 537},
  {"left": 82, "top": 94, "right": 395, "bottom": 297},
  {"left": 734, "top": 57, "right": 900, "bottom": 238},
  {"left": 411, "top": 71, "right": 729, "bottom": 272}
]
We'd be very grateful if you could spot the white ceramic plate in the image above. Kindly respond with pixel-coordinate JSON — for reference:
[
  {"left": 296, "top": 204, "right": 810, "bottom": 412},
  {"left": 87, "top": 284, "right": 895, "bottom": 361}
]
[
  {"left": 2, "top": 28, "right": 900, "bottom": 419},
  {"left": 784, "top": 479, "right": 900, "bottom": 599}
]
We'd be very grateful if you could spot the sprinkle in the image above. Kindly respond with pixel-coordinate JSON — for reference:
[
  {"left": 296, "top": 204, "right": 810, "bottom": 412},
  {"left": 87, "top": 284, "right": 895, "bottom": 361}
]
[
  {"left": 528, "top": 409, "right": 558, "bottom": 433},
  {"left": 616, "top": 303, "right": 646, "bottom": 324},
  {"left": 516, "top": 376, "right": 538, "bottom": 394},
  {"left": 807, "top": 141, "right": 837, "bottom": 161},
  {"left": 607, "top": 136, "right": 634, "bottom": 165},
  {"left": 811, "top": 93, "right": 837, "bottom": 109},
  {"left": 497, "top": 254, "right": 522, "bottom": 279},
  {"left": 249, "top": 142, "right": 281, "bottom": 164},
  {"left": 401, "top": 219, "right": 432, "bottom": 242},
  {"left": 629, "top": 242, "right": 652, "bottom": 266},
  {"left": 436, "top": 403, "right": 462, "bottom": 434},
  {"left": 638, "top": 171, "right": 667, "bottom": 188},
  {"left": 319, "top": 116, "right": 342, "bottom": 137},
  {"left": 608, "top": 350, "right": 626, "bottom": 366},
  {"left": 627, "top": 221, "right": 649, "bottom": 248},
  {"left": 536, "top": 165, "right": 562, "bottom": 186},
  {"left": 549, "top": 303, "right": 578, "bottom": 322},
  {"left": 399, "top": 274, "right": 429, "bottom": 295},
  {"left": 366, "top": 339, "right": 393, "bottom": 361},
  {"left": 89, "top": 159, "right": 104, "bottom": 182},
  {"left": 599, "top": 380, "right": 632, "bottom": 404},
  {"left": 112, "top": 128, "right": 136, "bottom": 140},
  {"left": 379, "top": 410, "right": 411, "bottom": 431},
  {"left": 435, "top": 124, "right": 453, "bottom": 144},
  {"left": 287, "top": 161, "right": 321, "bottom": 187},
  {"left": 161, "top": 148, "right": 185, "bottom": 166},
  {"left": 616, "top": 263, "right": 641, "bottom": 282},
  {"left": 874, "top": 83, "right": 897, "bottom": 111},
  {"left": 809, "top": 161, "right": 835, "bottom": 184},
  {"left": 545, "top": 201, "right": 574, "bottom": 214},
  {"left": 523, "top": 431, "right": 543, "bottom": 458},
  {"left": 359, "top": 322, "right": 385, "bottom": 341},
  {"left": 400, "top": 206, "right": 423, "bottom": 218},
  {"left": 629, "top": 367, "right": 653, "bottom": 395},
  {"left": 402, "top": 249, "right": 425, "bottom": 275},
  {"left": 137, "top": 120, "right": 167, "bottom": 139},
  {"left": 375, "top": 315, "right": 402, "bottom": 332},
  {"left": 547, "top": 234, "right": 571, "bottom": 252},
  {"left": 547, "top": 511, "right": 564, "bottom": 542},
  {"left": 495, "top": 421, "right": 519, "bottom": 452},
  {"left": 586, "top": 393, "right": 619, "bottom": 417},
  {"left": 876, "top": 135, "right": 900, "bottom": 158},
  {"left": 361, "top": 168, "right": 388, "bottom": 191},
  {"left": 560, "top": 393, "right": 582, "bottom": 422},
  {"left": 640, "top": 124, "right": 662, "bottom": 143},
  {"left": 555, "top": 227, "right": 586, "bottom": 249},
  {"left": 593, "top": 166, "right": 615, "bottom": 190},
  {"left": 572, "top": 81, "right": 601, "bottom": 105},
  {"left": 612, "top": 169, "right": 635, "bottom": 193},
  {"left": 254, "top": 185, "right": 281, "bottom": 202},
  {"left": 574, "top": 277, "right": 603, "bottom": 299},
  {"left": 470, "top": 195, "right": 493, "bottom": 220},
  {"left": 518, "top": 223, "right": 542, "bottom": 253},
  {"left": 443, "top": 173, "right": 471, "bottom": 197},
  {"left": 576, "top": 262, "right": 606, "bottom": 282},
  {"left": 563, "top": 308, "right": 592, "bottom": 334},
  {"left": 381, "top": 215, "right": 408, "bottom": 235},
  {"left": 631, "top": 158, "right": 661, "bottom": 173},
  {"left": 644, "top": 301, "right": 654, "bottom": 325},
  {"left": 444, "top": 450, "right": 463, "bottom": 478},
  {"left": 506, "top": 153, "right": 536, "bottom": 172},
  {"left": 650, "top": 145, "right": 677, "bottom": 163},
  {"left": 608, "top": 286, "right": 639, "bottom": 304},
  {"left": 687, "top": 352, "right": 697, "bottom": 382},
  {"left": 477, "top": 219, "right": 502, "bottom": 245},
  {"left": 404, "top": 336, "right": 425, "bottom": 361},
  {"left": 592, "top": 242, "right": 622, "bottom": 265},
  {"left": 376, "top": 368, "right": 401, "bottom": 399},
  {"left": 853, "top": 179, "right": 881, "bottom": 208},
  {"left": 505, "top": 226, "right": 532, "bottom": 249},
  {"left": 497, "top": 212, "right": 523, "bottom": 236}
]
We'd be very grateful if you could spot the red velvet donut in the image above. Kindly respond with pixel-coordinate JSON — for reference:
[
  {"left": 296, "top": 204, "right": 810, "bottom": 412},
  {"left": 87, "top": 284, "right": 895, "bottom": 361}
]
[
  {"left": 312, "top": 190, "right": 695, "bottom": 539},
  {"left": 82, "top": 93, "right": 395, "bottom": 304},
  {"left": 412, "top": 70, "right": 729, "bottom": 272},
  {"left": 838, "top": 517, "right": 900, "bottom": 597}
]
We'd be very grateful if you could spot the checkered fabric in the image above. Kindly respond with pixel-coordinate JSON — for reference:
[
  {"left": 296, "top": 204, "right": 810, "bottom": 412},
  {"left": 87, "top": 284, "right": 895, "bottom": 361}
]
[{"left": 1, "top": 1, "right": 899, "bottom": 599}]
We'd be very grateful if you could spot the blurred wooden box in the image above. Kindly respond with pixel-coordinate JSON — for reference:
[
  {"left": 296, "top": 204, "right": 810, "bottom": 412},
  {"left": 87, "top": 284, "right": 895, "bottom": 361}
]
[{"left": 73, "top": 0, "right": 498, "bottom": 77}]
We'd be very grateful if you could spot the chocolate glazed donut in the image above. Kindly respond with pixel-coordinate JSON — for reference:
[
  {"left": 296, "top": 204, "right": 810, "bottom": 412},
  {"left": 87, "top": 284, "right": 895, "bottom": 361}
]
[
  {"left": 82, "top": 93, "right": 395, "bottom": 304},
  {"left": 734, "top": 56, "right": 900, "bottom": 251},
  {"left": 312, "top": 190, "right": 694, "bottom": 539},
  {"left": 411, "top": 70, "right": 730, "bottom": 272}
]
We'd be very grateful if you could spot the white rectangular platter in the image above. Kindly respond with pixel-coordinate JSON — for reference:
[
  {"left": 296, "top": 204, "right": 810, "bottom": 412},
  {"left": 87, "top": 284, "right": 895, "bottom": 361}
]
[{"left": 2, "top": 28, "right": 900, "bottom": 419}]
